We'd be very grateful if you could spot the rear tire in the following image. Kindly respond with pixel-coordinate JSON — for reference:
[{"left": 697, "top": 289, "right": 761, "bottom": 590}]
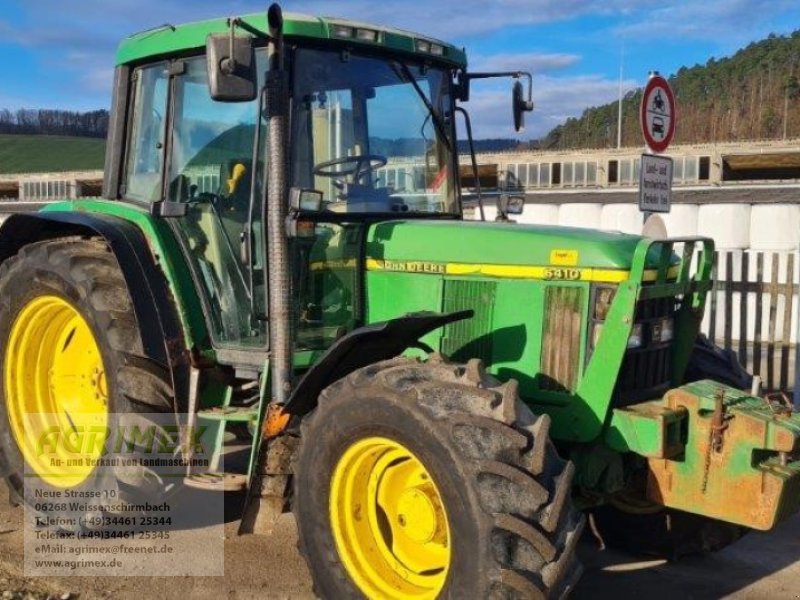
[
  {"left": 0, "top": 238, "right": 176, "bottom": 519},
  {"left": 293, "top": 356, "right": 584, "bottom": 599}
]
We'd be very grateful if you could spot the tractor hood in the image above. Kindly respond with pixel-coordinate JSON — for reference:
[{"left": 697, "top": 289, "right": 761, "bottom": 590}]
[{"left": 365, "top": 219, "right": 665, "bottom": 282}]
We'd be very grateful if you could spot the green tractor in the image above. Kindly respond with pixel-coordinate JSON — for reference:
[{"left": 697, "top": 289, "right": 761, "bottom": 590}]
[{"left": 2, "top": 4, "right": 799, "bottom": 598}]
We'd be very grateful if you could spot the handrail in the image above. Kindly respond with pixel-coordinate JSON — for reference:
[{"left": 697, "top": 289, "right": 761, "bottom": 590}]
[{"left": 629, "top": 236, "right": 715, "bottom": 305}]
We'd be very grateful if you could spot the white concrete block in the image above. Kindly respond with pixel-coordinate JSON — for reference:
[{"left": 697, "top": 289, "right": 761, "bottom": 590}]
[
  {"left": 464, "top": 205, "right": 497, "bottom": 221},
  {"left": 481, "top": 206, "right": 498, "bottom": 221},
  {"left": 600, "top": 204, "right": 642, "bottom": 235},
  {"left": 749, "top": 205, "right": 800, "bottom": 251},
  {"left": 518, "top": 203, "right": 559, "bottom": 226},
  {"left": 697, "top": 204, "right": 751, "bottom": 250},
  {"left": 661, "top": 204, "right": 699, "bottom": 238},
  {"left": 558, "top": 203, "right": 603, "bottom": 230}
]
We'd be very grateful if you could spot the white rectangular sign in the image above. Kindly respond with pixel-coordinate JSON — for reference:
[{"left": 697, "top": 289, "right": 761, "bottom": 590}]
[{"left": 639, "top": 153, "right": 673, "bottom": 213}]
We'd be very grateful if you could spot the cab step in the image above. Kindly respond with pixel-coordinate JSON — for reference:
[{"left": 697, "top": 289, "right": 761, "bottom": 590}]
[
  {"left": 184, "top": 472, "right": 248, "bottom": 492},
  {"left": 197, "top": 406, "right": 259, "bottom": 422}
]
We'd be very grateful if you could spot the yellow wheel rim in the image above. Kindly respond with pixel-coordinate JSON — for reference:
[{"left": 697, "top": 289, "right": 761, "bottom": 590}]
[
  {"left": 330, "top": 437, "right": 450, "bottom": 599},
  {"left": 4, "top": 295, "right": 109, "bottom": 488}
]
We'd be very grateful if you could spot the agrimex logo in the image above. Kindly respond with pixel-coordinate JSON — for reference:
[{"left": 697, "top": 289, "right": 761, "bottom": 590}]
[{"left": 34, "top": 423, "right": 209, "bottom": 458}]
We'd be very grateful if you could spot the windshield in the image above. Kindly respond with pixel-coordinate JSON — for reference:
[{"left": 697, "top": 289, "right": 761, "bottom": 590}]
[{"left": 291, "top": 48, "right": 457, "bottom": 215}]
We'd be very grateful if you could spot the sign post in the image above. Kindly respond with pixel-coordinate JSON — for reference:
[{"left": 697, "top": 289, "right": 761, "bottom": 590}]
[{"left": 639, "top": 72, "right": 676, "bottom": 224}]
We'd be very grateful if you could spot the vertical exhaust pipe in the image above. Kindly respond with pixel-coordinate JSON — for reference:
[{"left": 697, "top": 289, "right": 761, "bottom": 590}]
[
  {"left": 265, "top": 3, "right": 293, "bottom": 406},
  {"left": 239, "top": 3, "right": 294, "bottom": 535}
]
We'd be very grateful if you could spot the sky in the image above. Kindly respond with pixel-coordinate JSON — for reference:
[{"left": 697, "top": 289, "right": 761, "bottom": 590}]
[{"left": 0, "top": 0, "right": 799, "bottom": 139}]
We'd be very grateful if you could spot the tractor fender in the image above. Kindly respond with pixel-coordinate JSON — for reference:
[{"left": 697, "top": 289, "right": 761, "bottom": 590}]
[
  {"left": 282, "top": 310, "right": 473, "bottom": 417},
  {"left": 0, "top": 211, "right": 191, "bottom": 412}
]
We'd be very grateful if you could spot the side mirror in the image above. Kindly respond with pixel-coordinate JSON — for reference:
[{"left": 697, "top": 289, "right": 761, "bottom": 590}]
[
  {"left": 456, "top": 70, "right": 533, "bottom": 130},
  {"left": 206, "top": 33, "right": 257, "bottom": 102},
  {"left": 512, "top": 81, "right": 533, "bottom": 132},
  {"left": 455, "top": 71, "right": 470, "bottom": 102},
  {"left": 287, "top": 187, "right": 323, "bottom": 238},
  {"left": 505, "top": 195, "right": 525, "bottom": 215},
  {"left": 289, "top": 187, "right": 323, "bottom": 212},
  {"left": 496, "top": 194, "right": 524, "bottom": 222}
]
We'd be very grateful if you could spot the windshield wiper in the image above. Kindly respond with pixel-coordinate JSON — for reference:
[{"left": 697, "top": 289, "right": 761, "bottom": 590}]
[{"left": 393, "top": 63, "right": 453, "bottom": 153}]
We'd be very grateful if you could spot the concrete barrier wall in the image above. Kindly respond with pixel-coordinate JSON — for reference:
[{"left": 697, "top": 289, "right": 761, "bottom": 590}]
[
  {"left": 600, "top": 204, "right": 642, "bottom": 235},
  {"left": 518, "top": 204, "right": 559, "bottom": 226},
  {"left": 750, "top": 205, "right": 800, "bottom": 251},
  {"left": 558, "top": 204, "right": 603, "bottom": 229},
  {"left": 472, "top": 202, "right": 800, "bottom": 252},
  {"left": 661, "top": 205, "right": 699, "bottom": 237}
]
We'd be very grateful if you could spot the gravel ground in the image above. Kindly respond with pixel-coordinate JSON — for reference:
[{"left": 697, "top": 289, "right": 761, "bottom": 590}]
[{"left": 1, "top": 484, "right": 799, "bottom": 599}]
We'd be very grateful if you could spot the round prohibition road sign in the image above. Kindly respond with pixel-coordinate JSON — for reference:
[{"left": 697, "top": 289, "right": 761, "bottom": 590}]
[{"left": 640, "top": 74, "right": 676, "bottom": 153}]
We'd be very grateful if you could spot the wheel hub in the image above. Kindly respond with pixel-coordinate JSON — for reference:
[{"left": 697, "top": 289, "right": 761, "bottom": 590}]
[{"left": 397, "top": 486, "right": 439, "bottom": 544}]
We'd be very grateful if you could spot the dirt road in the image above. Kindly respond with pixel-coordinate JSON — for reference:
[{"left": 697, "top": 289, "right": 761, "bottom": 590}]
[{"left": 1, "top": 486, "right": 799, "bottom": 599}]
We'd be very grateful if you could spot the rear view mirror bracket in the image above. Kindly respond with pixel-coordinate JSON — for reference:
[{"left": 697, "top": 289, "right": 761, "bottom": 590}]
[
  {"left": 458, "top": 70, "right": 534, "bottom": 132},
  {"left": 496, "top": 194, "right": 525, "bottom": 222},
  {"left": 206, "top": 18, "right": 261, "bottom": 102}
]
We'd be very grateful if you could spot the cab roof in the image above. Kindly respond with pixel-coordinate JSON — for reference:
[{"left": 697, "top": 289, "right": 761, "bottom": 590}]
[{"left": 116, "top": 12, "right": 467, "bottom": 68}]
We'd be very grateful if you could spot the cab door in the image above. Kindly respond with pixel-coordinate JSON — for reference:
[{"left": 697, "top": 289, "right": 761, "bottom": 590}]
[{"left": 124, "top": 55, "right": 268, "bottom": 351}]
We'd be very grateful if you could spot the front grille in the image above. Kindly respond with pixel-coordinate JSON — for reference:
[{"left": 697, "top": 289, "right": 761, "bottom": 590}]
[
  {"left": 540, "top": 286, "right": 583, "bottom": 393},
  {"left": 441, "top": 279, "right": 496, "bottom": 363},
  {"left": 614, "top": 295, "right": 677, "bottom": 405}
]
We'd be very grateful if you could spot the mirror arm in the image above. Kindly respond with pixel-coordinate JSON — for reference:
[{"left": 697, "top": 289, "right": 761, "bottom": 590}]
[
  {"left": 230, "top": 17, "right": 271, "bottom": 41},
  {"left": 517, "top": 72, "right": 534, "bottom": 109},
  {"left": 455, "top": 107, "right": 485, "bottom": 222},
  {"left": 464, "top": 71, "right": 534, "bottom": 110},
  {"left": 223, "top": 17, "right": 272, "bottom": 75},
  {"left": 222, "top": 19, "right": 238, "bottom": 75}
]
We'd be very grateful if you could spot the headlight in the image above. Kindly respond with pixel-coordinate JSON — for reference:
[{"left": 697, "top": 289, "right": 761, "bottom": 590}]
[
  {"left": 331, "top": 24, "right": 354, "bottom": 38},
  {"left": 594, "top": 286, "right": 616, "bottom": 320},
  {"left": 355, "top": 28, "right": 380, "bottom": 43},
  {"left": 592, "top": 323, "right": 604, "bottom": 347},
  {"left": 652, "top": 317, "right": 674, "bottom": 343},
  {"left": 627, "top": 323, "right": 643, "bottom": 349}
]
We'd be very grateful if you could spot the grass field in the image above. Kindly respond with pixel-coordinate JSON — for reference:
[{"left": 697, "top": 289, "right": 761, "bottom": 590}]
[{"left": 0, "top": 134, "right": 105, "bottom": 174}]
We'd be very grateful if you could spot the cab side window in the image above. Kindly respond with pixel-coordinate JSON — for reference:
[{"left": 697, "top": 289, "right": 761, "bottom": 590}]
[{"left": 124, "top": 63, "right": 169, "bottom": 202}]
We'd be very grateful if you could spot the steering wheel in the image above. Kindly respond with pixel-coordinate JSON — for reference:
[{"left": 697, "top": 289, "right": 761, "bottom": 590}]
[{"left": 313, "top": 154, "right": 388, "bottom": 182}]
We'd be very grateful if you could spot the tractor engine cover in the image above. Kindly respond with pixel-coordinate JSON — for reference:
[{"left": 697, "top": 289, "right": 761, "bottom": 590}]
[{"left": 646, "top": 380, "right": 800, "bottom": 530}]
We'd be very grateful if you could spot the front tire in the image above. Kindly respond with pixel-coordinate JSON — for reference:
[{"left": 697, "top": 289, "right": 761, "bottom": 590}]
[
  {"left": 293, "top": 356, "right": 584, "bottom": 599},
  {"left": 0, "top": 238, "right": 176, "bottom": 515}
]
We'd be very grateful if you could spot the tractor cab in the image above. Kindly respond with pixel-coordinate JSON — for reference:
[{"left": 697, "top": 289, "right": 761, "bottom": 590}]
[{"left": 107, "top": 11, "right": 528, "bottom": 359}]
